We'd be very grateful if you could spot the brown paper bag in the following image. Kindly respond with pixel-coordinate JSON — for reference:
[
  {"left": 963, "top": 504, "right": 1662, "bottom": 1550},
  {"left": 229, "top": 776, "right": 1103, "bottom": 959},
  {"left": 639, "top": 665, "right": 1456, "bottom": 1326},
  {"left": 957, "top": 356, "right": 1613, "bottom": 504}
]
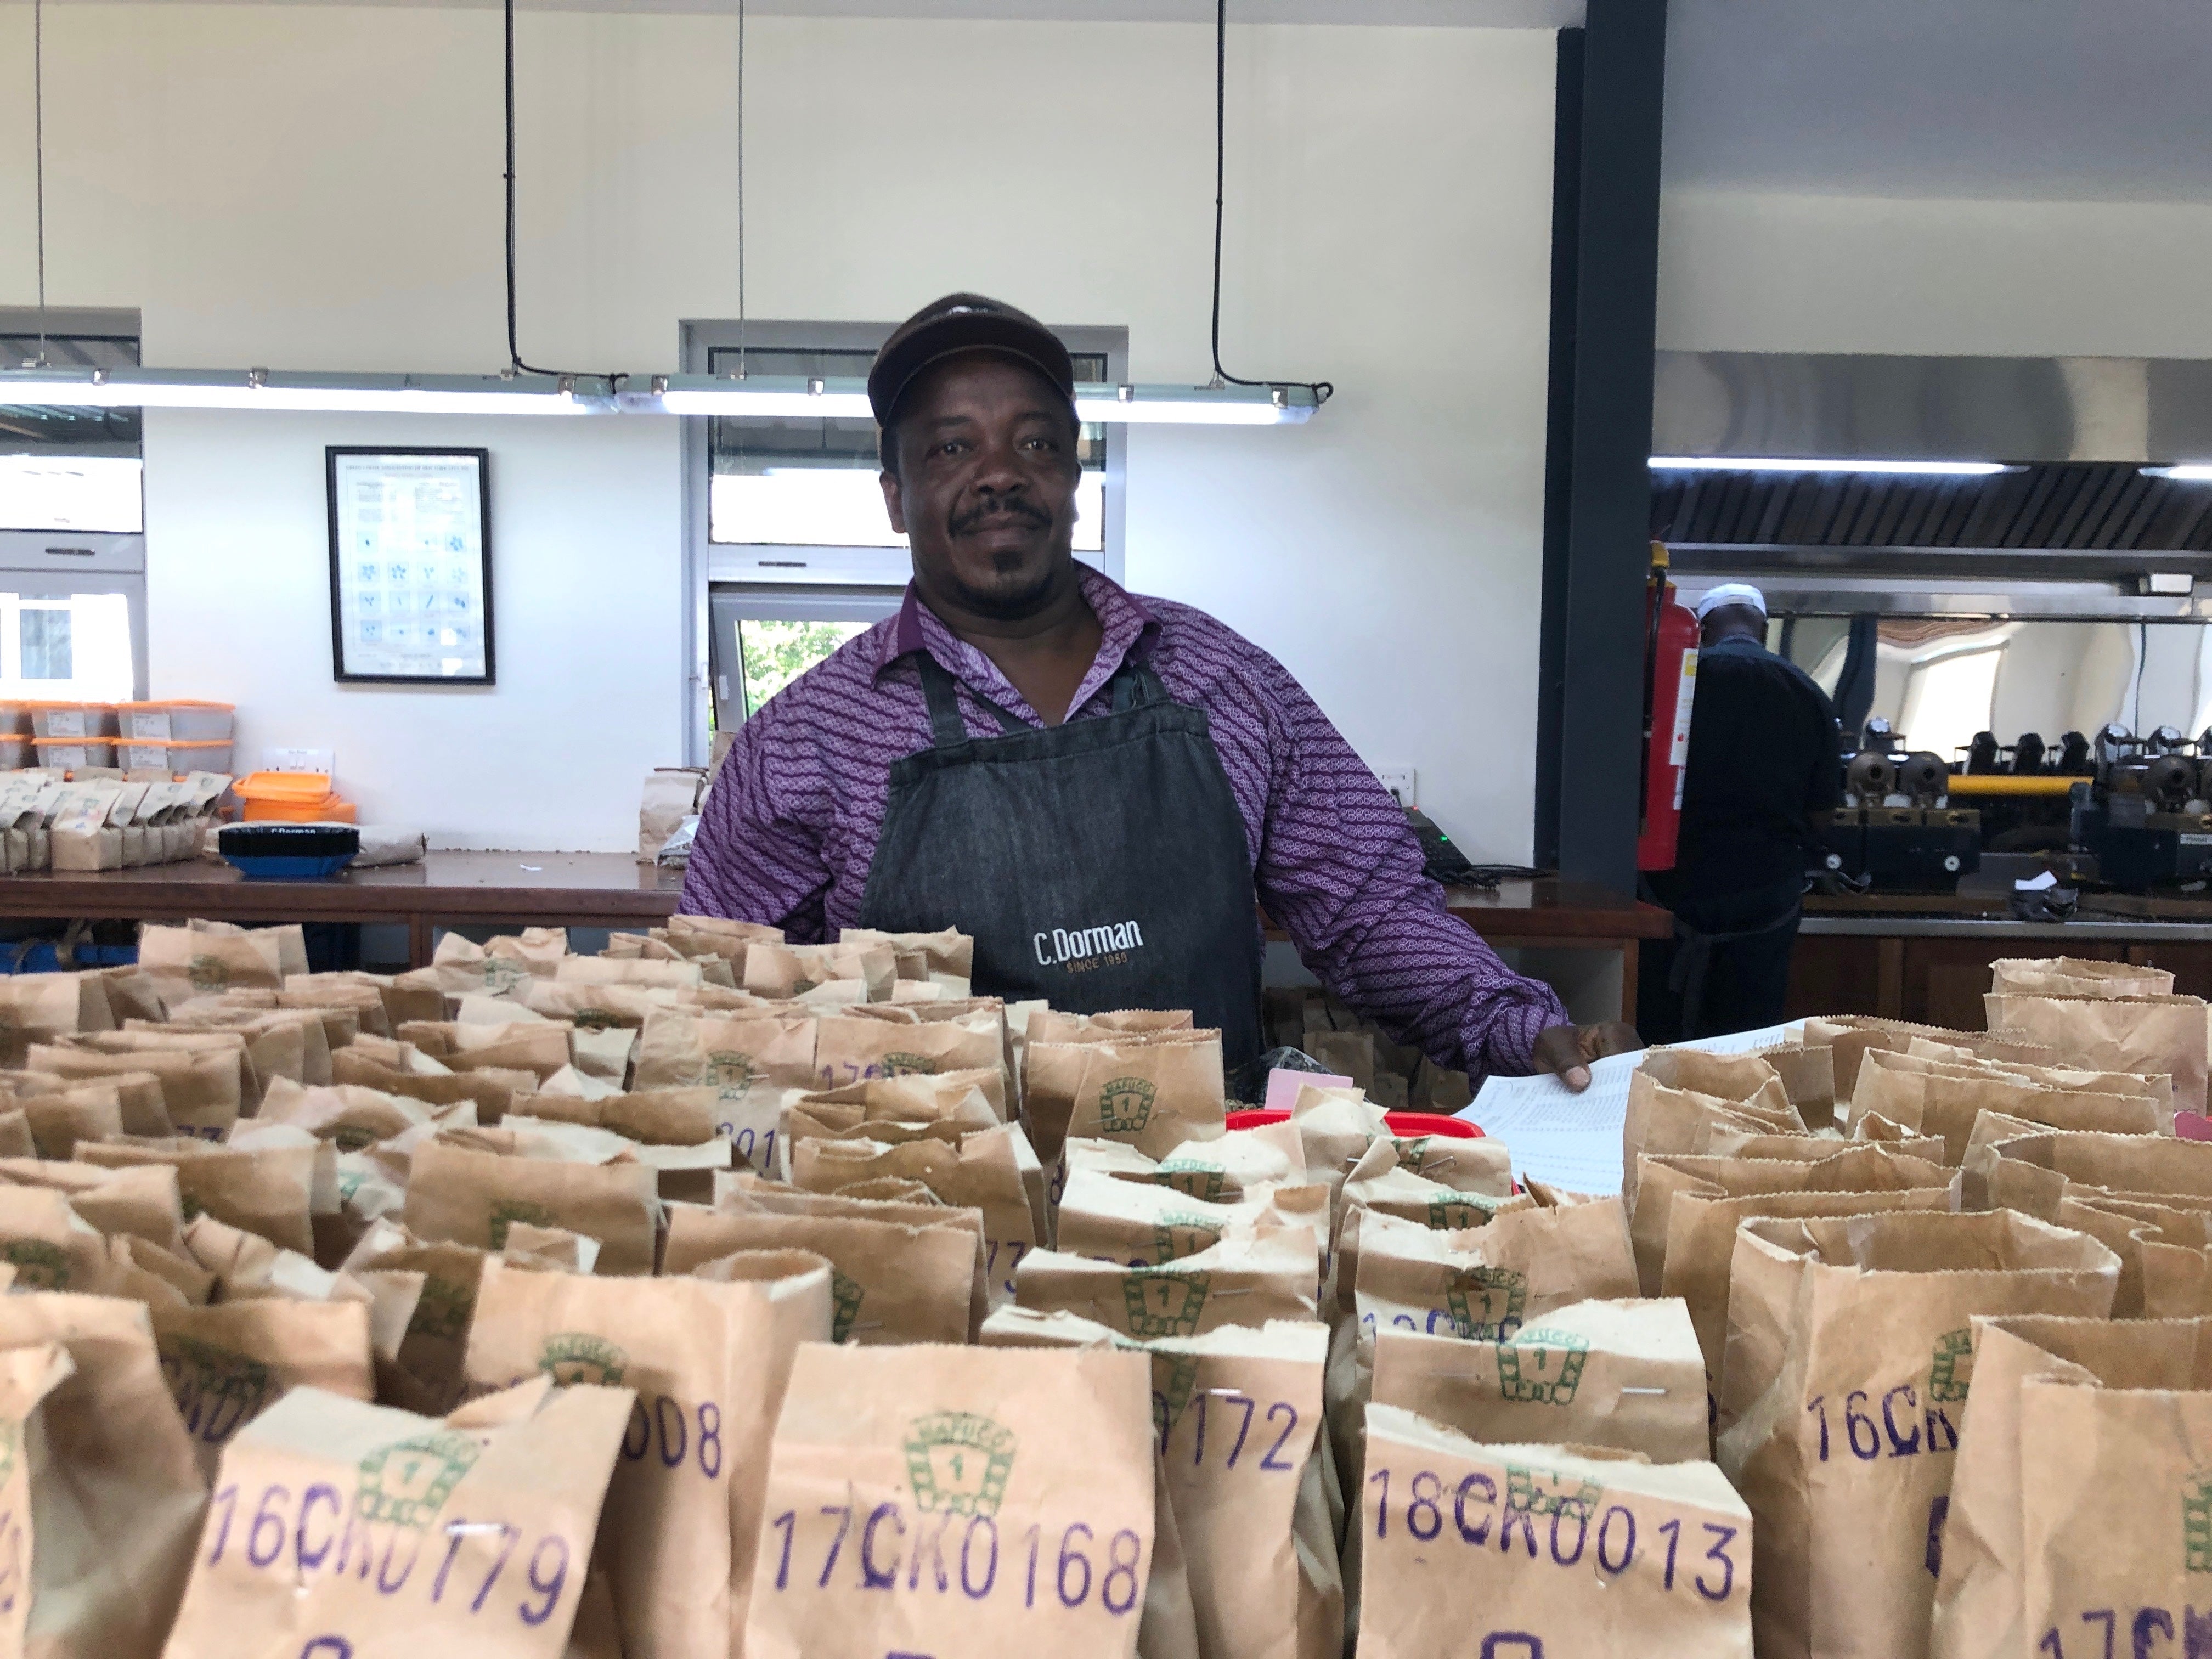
[
  {"left": 664, "top": 1203, "right": 974, "bottom": 1345},
  {"left": 1357, "top": 1406, "right": 1754, "bottom": 1658},
  {"left": 1024, "top": 1033, "right": 1226, "bottom": 1165},
  {"left": 812, "top": 1009, "right": 1005, "bottom": 1093},
  {"left": 1079, "top": 1120, "right": 1310, "bottom": 1205},
  {"left": 1054, "top": 1167, "right": 1319, "bottom": 1267},
  {"left": 631, "top": 1012, "right": 819, "bottom": 1175},
  {"left": 52, "top": 1033, "right": 245, "bottom": 1138},
  {"left": 136, "top": 920, "right": 283, "bottom": 1007},
  {"left": 1988, "top": 955, "right": 2174, "bottom": 997},
  {"left": 342, "top": 1232, "right": 489, "bottom": 1414},
  {"left": 0, "top": 1342, "right": 72, "bottom": 1651},
  {"left": 1984, "top": 991, "right": 2210, "bottom": 1114},
  {"left": 741, "top": 1341, "right": 1155, "bottom": 1659},
  {"left": 1624, "top": 1059, "right": 1803, "bottom": 1206},
  {"left": 1717, "top": 1209, "right": 2122, "bottom": 1659},
  {"left": 160, "top": 1378, "right": 634, "bottom": 1659},
  {"left": 1340, "top": 1138, "right": 1532, "bottom": 1233},
  {"left": 22, "top": 1046, "right": 178, "bottom": 1138},
  {"left": 788, "top": 1122, "right": 1037, "bottom": 1309},
  {"left": 0, "top": 1290, "right": 208, "bottom": 1659},
  {"left": 330, "top": 1050, "right": 535, "bottom": 1125},
  {"left": 77, "top": 1135, "right": 322, "bottom": 1255},
  {"left": 464, "top": 1250, "right": 831, "bottom": 1659},
  {"left": 0, "top": 975, "right": 89, "bottom": 1068},
  {"left": 714, "top": 1174, "right": 992, "bottom": 1335},
  {"left": 151, "top": 1298, "right": 375, "bottom": 1475},
  {"left": 1967, "top": 1127, "right": 2212, "bottom": 1219},
  {"left": 0, "top": 1157, "right": 184, "bottom": 1250},
  {"left": 403, "top": 1138, "right": 659, "bottom": 1275},
  {"left": 14, "top": 1082, "right": 123, "bottom": 1159},
  {"left": 978, "top": 1314, "right": 1341, "bottom": 1659},
  {"left": 1929, "top": 1313, "right": 2212, "bottom": 1659},
  {"left": 510, "top": 1086, "right": 720, "bottom": 1147},
  {"left": 839, "top": 926, "right": 976, "bottom": 992},
  {"left": 1016, "top": 1226, "right": 1319, "bottom": 1339}
]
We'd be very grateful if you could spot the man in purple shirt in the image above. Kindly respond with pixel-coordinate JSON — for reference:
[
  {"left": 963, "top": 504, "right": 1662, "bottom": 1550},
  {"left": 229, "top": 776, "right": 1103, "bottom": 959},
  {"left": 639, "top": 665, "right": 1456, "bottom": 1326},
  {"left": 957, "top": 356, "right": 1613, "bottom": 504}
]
[{"left": 682, "top": 292, "right": 1637, "bottom": 1088}]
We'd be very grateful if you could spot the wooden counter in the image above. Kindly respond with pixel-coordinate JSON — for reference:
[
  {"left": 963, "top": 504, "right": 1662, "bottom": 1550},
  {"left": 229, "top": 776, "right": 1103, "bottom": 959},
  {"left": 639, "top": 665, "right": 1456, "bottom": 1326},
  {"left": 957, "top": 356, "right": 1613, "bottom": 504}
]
[{"left": 0, "top": 853, "right": 683, "bottom": 967}]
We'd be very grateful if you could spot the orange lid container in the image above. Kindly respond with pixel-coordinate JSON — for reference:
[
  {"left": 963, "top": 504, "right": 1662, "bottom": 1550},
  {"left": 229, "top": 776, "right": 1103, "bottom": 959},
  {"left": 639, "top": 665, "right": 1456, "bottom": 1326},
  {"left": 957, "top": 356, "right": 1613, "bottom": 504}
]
[
  {"left": 244, "top": 796, "right": 358, "bottom": 823},
  {"left": 236, "top": 771, "right": 332, "bottom": 803},
  {"left": 236, "top": 771, "right": 356, "bottom": 822}
]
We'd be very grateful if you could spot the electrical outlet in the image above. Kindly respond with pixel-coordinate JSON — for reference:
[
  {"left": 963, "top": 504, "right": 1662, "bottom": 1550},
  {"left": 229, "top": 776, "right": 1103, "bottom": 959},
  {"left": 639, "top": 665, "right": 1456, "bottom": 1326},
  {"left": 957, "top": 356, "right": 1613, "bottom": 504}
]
[
  {"left": 1374, "top": 766, "right": 1417, "bottom": 808},
  {"left": 265, "top": 748, "right": 334, "bottom": 775}
]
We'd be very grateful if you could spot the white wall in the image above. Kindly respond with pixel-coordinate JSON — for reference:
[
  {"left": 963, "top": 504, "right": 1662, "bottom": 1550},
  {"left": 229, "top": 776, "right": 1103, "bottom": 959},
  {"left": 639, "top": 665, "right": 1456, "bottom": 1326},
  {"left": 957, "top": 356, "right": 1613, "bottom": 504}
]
[
  {"left": 0, "top": 5, "right": 1558, "bottom": 854},
  {"left": 1658, "top": 188, "right": 2212, "bottom": 358}
]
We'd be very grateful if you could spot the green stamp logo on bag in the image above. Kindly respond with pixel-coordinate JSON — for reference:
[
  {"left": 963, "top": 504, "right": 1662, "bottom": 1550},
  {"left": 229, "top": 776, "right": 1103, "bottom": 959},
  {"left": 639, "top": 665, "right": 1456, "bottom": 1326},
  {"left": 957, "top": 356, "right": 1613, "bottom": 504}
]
[
  {"left": 569, "top": 1008, "right": 624, "bottom": 1031},
  {"left": 187, "top": 954, "right": 231, "bottom": 993},
  {"left": 1496, "top": 1326, "right": 1590, "bottom": 1405},
  {"left": 905, "top": 1412, "right": 1016, "bottom": 1517},
  {"left": 1150, "top": 1212, "right": 1223, "bottom": 1265},
  {"left": 538, "top": 1334, "right": 627, "bottom": 1387},
  {"left": 1147, "top": 1350, "right": 1201, "bottom": 1444},
  {"left": 705, "top": 1049, "right": 760, "bottom": 1094},
  {"left": 0, "top": 1241, "right": 69, "bottom": 1292},
  {"left": 1443, "top": 1266, "right": 1528, "bottom": 1341},
  {"left": 1505, "top": 1463, "right": 1602, "bottom": 1517},
  {"left": 1928, "top": 1328, "right": 1974, "bottom": 1403},
  {"left": 880, "top": 1052, "right": 938, "bottom": 1078},
  {"left": 831, "top": 1270, "right": 867, "bottom": 1343},
  {"left": 2185, "top": 1473, "right": 2212, "bottom": 1573},
  {"left": 161, "top": 1338, "right": 273, "bottom": 1444},
  {"left": 332, "top": 1125, "right": 379, "bottom": 1154},
  {"left": 482, "top": 958, "right": 533, "bottom": 996},
  {"left": 356, "top": 1430, "right": 479, "bottom": 1528},
  {"left": 1122, "top": 1268, "right": 1210, "bottom": 1339},
  {"left": 1425, "top": 1196, "right": 1480, "bottom": 1231},
  {"left": 408, "top": 1274, "right": 472, "bottom": 1342},
  {"left": 1392, "top": 1136, "right": 1435, "bottom": 1173},
  {"left": 0, "top": 1421, "right": 20, "bottom": 1488},
  {"left": 1099, "top": 1077, "right": 1158, "bottom": 1136},
  {"left": 488, "top": 1199, "right": 557, "bottom": 1249},
  {"left": 1152, "top": 1161, "right": 1225, "bottom": 1204}
]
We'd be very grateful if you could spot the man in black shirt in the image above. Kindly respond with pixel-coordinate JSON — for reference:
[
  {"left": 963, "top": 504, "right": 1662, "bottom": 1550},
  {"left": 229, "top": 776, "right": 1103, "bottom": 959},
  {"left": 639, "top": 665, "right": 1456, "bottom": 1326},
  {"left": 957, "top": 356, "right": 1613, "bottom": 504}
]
[{"left": 1638, "top": 584, "right": 1843, "bottom": 1041}]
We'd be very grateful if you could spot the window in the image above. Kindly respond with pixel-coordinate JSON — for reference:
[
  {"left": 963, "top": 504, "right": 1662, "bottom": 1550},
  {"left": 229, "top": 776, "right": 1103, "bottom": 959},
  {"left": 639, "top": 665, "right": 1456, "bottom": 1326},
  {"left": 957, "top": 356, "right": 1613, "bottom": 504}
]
[
  {"left": 0, "top": 309, "right": 146, "bottom": 702},
  {"left": 681, "top": 319, "right": 1127, "bottom": 751}
]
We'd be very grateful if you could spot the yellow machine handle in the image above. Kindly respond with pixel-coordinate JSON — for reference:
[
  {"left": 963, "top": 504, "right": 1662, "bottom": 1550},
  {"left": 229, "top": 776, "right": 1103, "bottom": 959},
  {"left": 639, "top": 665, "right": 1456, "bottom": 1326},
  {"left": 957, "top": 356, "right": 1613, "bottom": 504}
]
[{"left": 1942, "top": 774, "right": 2082, "bottom": 798}]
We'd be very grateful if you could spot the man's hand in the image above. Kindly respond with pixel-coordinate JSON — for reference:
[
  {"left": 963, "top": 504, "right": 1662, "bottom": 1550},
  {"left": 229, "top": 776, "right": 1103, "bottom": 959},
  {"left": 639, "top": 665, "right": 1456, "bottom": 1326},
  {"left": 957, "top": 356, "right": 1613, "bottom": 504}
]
[{"left": 1531, "top": 1021, "right": 1644, "bottom": 1092}]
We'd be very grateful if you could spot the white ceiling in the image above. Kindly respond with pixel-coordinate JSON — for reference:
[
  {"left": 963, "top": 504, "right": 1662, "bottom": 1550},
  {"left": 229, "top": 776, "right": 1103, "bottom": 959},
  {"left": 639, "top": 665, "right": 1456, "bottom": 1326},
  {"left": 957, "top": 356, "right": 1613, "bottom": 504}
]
[
  {"left": 53, "top": 0, "right": 1587, "bottom": 20},
  {"left": 1664, "top": 0, "right": 2212, "bottom": 202}
]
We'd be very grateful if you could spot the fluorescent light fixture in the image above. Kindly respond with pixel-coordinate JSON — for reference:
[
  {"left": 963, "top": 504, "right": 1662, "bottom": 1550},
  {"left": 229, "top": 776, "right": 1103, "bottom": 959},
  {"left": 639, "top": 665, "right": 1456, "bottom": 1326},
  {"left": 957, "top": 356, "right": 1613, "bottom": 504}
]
[
  {"left": 0, "top": 366, "right": 612, "bottom": 415},
  {"left": 2142, "top": 465, "right": 2212, "bottom": 482},
  {"left": 1649, "top": 456, "right": 2009, "bottom": 476},
  {"left": 627, "top": 376, "right": 1318, "bottom": 425}
]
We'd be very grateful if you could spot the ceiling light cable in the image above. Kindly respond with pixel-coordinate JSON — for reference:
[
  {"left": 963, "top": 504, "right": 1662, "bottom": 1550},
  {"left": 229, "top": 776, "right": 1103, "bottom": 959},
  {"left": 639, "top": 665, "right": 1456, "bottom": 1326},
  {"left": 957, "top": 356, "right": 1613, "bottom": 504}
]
[
  {"left": 30, "top": 0, "right": 48, "bottom": 368},
  {"left": 735, "top": 0, "right": 748, "bottom": 379},
  {"left": 501, "top": 0, "right": 612, "bottom": 385},
  {"left": 1208, "top": 0, "right": 1329, "bottom": 407}
]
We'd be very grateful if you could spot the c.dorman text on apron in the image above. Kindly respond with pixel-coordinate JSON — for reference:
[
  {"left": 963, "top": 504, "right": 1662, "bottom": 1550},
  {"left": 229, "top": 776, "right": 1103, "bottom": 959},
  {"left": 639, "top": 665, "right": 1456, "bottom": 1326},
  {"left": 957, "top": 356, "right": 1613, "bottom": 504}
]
[{"left": 1034, "top": 919, "right": 1147, "bottom": 972}]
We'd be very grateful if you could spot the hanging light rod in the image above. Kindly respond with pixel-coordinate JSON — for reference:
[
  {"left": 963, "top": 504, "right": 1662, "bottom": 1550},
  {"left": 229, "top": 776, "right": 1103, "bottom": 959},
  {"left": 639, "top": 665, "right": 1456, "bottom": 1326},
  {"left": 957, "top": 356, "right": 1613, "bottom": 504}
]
[
  {"left": 0, "top": 367, "right": 1322, "bottom": 425},
  {"left": 0, "top": 365, "right": 612, "bottom": 415},
  {"left": 630, "top": 375, "right": 1318, "bottom": 425},
  {"left": 1648, "top": 456, "right": 2011, "bottom": 476}
]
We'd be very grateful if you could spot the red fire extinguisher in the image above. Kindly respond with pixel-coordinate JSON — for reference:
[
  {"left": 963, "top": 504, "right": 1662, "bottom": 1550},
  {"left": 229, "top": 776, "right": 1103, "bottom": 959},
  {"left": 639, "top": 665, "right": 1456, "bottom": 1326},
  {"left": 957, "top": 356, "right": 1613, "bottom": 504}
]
[{"left": 1638, "top": 541, "right": 1700, "bottom": 872}]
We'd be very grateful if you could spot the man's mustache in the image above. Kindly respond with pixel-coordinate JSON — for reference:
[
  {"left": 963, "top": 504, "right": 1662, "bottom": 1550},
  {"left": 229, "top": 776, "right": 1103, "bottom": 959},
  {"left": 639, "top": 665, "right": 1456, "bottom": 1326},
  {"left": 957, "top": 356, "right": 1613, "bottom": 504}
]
[{"left": 949, "top": 496, "right": 1051, "bottom": 535}]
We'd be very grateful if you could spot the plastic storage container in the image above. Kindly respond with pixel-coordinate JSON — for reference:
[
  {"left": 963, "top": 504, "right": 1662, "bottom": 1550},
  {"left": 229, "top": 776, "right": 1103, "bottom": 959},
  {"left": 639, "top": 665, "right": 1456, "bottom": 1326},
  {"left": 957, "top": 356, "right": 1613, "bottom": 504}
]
[
  {"left": 116, "top": 701, "right": 235, "bottom": 742},
  {"left": 116, "top": 738, "right": 233, "bottom": 775},
  {"left": 27, "top": 703, "right": 116, "bottom": 740},
  {"left": 218, "top": 823, "right": 359, "bottom": 881},
  {"left": 30, "top": 737, "right": 118, "bottom": 771},
  {"left": 235, "top": 771, "right": 356, "bottom": 823}
]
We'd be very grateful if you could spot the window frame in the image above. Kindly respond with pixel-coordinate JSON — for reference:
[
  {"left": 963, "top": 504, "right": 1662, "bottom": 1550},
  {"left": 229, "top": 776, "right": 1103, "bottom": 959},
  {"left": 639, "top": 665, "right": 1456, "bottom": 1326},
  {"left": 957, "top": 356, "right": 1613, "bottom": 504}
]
[
  {"left": 678, "top": 317, "right": 1127, "bottom": 764},
  {"left": 0, "top": 307, "right": 147, "bottom": 700},
  {"left": 707, "top": 583, "right": 905, "bottom": 733}
]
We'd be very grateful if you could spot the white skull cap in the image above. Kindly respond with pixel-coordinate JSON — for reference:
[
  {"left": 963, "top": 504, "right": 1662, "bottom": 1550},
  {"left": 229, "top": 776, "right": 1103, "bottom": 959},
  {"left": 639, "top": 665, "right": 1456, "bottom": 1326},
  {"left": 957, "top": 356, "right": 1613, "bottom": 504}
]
[{"left": 1694, "top": 583, "right": 1768, "bottom": 622}]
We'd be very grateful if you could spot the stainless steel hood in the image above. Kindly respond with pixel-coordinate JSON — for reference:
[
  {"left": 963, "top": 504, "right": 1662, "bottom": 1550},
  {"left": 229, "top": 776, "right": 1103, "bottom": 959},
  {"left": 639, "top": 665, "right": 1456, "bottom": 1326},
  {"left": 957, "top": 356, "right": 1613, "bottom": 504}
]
[{"left": 1652, "top": 353, "right": 2212, "bottom": 610}]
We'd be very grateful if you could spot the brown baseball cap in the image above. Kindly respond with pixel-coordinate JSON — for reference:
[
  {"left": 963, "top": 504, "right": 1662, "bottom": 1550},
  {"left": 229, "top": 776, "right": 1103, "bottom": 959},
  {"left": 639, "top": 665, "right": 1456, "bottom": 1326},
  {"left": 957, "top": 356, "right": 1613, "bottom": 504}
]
[{"left": 867, "top": 293, "right": 1076, "bottom": 426}]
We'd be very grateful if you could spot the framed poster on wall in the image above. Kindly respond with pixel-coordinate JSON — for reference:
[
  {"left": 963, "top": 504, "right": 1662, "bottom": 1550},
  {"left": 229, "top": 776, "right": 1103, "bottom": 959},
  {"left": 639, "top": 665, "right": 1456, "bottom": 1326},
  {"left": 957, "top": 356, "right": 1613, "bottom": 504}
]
[{"left": 325, "top": 447, "right": 494, "bottom": 684}]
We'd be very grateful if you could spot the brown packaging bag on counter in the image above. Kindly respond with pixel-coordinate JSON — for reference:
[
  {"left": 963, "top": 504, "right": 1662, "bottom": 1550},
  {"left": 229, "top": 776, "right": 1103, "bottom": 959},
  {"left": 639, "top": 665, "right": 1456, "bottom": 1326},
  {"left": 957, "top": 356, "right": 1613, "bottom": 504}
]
[
  {"left": 1906, "top": 1035, "right": 2177, "bottom": 1120},
  {"left": 77, "top": 1134, "right": 324, "bottom": 1256},
  {"left": 21, "top": 1047, "right": 176, "bottom": 1137},
  {"left": 1287, "top": 1084, "right": 1391, "bottom": 1197},
  {"left": 0, "top": 975, "right": 95, "bottom": 1067},
  {"left": 13, "top": 1083, "right": 124, "bottom": 1160},
  {"left": 150, "top": 1297, "right": 376, "bottom": 1476},
  {"left": 1967, "top": 1127, "right": 2212, "bottom": 1217},
  {"left": 0, "top": 1184, "right": 116, "bottom": 1294},
  {"left": 1851, "top": 1053, "right": 2163, "bottom": 1161},
  {"left": 0, "top": 1157, "right": 185, "bottom": 1251},
  {"left": 664, "top": 1201, "right": 975, "bottom": 1345},
  {"left": 329, "top": 1049, "right": 537, "bottom": 1125},
  {"left": 153, "top": 1006, "right": 335, "bottom": 1092},
  {"left": 1372, "top": 1297, "right": 1709, "bottom": 1461},
  {"left": 517, "top": 979, "right": 684, "bottom": 1033},
  {"left": 1339, "top": 1139, "right": 1531, "bottom": 1234},
  {"left": 1024, "top": 1032, "right": 1226, "bottom": 1165},
  {"left": 742, "top": 940, "right": 896, "bottom": 1002},
  {"left": 1632, "top": 1143, "right": 1956, "bottom": 1298},
  {"left": 0, "top": 1291, "right": 208, "bottom": 1659},
  {"left": 1988, "top": 955, "right": 2175, "bottom": 997},
  {"left": 1717, "top": 1209, "right": 2121, "bottom": 1659},
  {"left": 1984, "top": 991, "right": 2210, "bottom": 1115},
  {"left": 1623, "top": 1063, "right": 1802, "bottom": 1206},
  {"left": 1929, "top": 1313, "right": 2212, "bottom": 1659},
  {"left": 464, "top": 1250, "right": 831, "bottom": 1659},
  {"left": 980, "top": 1313, "right": 1341, "bottom": 1659},
  {"left": 1663, "top": 1184, "right": 1963, "bottom": 1427},
  {"left": 403, "top": 1137, "right": 659, "bottom": 1274},
  {"left": 661, "top": 913, "right": 785, "bottom": 965},
  {"left": 1054, "top": 1166, "right": 1328, "bottom": 1268},
  {"left": 1017, "top": 1225, "right": 1320, "bottom": 1340},
  {"left": 510, "top": 1086, "right": 720, "bottom": 1146},
  {"left": 1852, "top": 1111, "right": 1952, "bottom": 1160},
  {"left": 811, "top": 1008, "right": 1005, "bottom": 1093},
  {"left": 0, "top": 1344, "right": 73, "bottom": 1656},
  {"left": 1381, "top": 1125, "right": 1515, "bottom": 1195},
  {"left": 257, "top": 1076, "right": 449, "bottom": 1150},
  {"left": 136, "top": 919, "right": 286, "bottom": 1006},
  {"left": 839, "top": 925, "right": 977, "bottom": 992},
  {"left": 59, "top": 1030, "right": 248, "bottom": 1135},
  {"left": 2140, "top": 1215, "right": 2212, "bottom": 1317},
  {"left": 554, "top": 955, "right": 706, "bottom": 991},
  {"left": 161, "top": 1378, "right": 633, "bottom": 1659},
  {"left": 1028, "top": 1008, "right": 1197, "bottom": 1045},
  {"left": 631, "top": 1012, "right": 819, "bottom": 1177},
  {"left": 789, "top": 1068, "right": 1006, "bottom": 1132},
  {"left": 788, "top": 1121, "right": 1037, "bottom": 1309},
  {"left": 1804, "top": 1015, "right": 2061, "bottom": 1101},
  {"left": 741, "top": 1341, "right": 1155, "bottom": 1659},
  {"left": 342, "top": 1231, "right": 490, "bottom": 1414},
  {"left": 400, "top": 1019, "right": 573, "bottom": 1084},
  {"left": 1076, "top": 1119, "right": 1310, "bottom": 1206},
  {"left": 1356, "top": 1407, "right": 1755, "bottom": 1659}
]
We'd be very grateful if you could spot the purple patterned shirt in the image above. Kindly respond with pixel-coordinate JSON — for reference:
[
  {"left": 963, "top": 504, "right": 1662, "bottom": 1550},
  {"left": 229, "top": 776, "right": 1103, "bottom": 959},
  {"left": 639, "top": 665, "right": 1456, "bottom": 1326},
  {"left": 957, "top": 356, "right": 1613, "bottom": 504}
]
[{"left": 680, "top": 567, "right": 1569, "bottom": 1081}]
